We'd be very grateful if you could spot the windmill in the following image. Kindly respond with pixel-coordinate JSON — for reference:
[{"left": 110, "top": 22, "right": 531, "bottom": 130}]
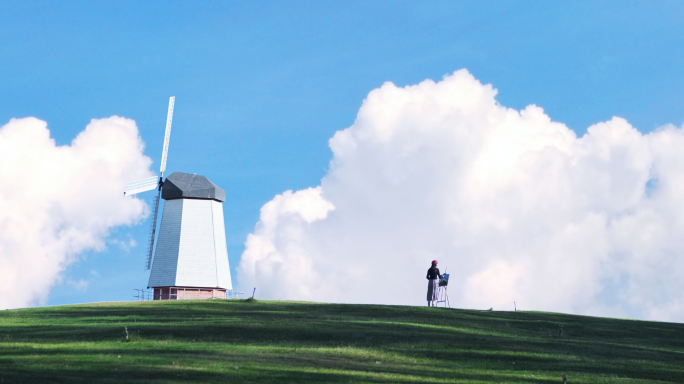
[{"left": 123, "top": 97, "right": 233, "bottom": 300}]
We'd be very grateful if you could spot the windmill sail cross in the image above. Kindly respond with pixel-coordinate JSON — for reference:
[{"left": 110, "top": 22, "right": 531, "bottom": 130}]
[{"left": 123, "top": 96, "right": 175, "bottom": 271}]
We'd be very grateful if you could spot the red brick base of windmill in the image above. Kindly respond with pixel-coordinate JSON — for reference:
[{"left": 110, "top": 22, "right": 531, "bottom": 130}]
[{"left": 151, "top": 286, "right": 230, "bottom": 300}]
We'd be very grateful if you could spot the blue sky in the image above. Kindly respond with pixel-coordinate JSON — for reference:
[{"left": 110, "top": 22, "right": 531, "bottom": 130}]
[{"left": 1, "top": 1, "right": 683, "bottom": 306}]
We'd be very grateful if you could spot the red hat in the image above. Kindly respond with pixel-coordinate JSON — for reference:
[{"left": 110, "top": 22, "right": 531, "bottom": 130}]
[{"left": 432, "top": 260, "right": 438, "bottom": 265}]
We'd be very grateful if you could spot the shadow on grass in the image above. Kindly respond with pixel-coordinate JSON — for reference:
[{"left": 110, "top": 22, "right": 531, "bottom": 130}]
[
  {"left": 1, "top": 300, "right": 683, "bottom": 383},
  {"left": 0, "top": 348, "right": 564, "bottom": 384}
]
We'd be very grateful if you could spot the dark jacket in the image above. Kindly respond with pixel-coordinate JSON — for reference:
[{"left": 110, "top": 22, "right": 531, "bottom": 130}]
[{"left": 426, "top": 267, "right": 443, "bottom": 280}]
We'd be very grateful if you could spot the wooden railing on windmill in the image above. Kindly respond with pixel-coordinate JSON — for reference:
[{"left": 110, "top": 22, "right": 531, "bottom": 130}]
[{"left": 123, "top": 97, "right": 242, "bottom": 301}]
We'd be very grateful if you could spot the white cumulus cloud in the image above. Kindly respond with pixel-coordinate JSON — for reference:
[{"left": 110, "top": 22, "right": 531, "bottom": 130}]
[
  {"left": 0, "top": 116, "right": 153, "bottom": 309},
  {"left": 238, "top": 69, "right": 684, "bottom": 322}
]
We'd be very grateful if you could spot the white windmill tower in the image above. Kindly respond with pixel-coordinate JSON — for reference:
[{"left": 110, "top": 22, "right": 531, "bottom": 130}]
[{"left": 124, "top": 97, "right": 233, "bottom": 300}]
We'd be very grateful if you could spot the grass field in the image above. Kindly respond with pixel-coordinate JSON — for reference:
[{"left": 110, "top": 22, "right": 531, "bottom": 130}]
[{"left": 0, "top": 299, "right": 683, "bottom": 383}]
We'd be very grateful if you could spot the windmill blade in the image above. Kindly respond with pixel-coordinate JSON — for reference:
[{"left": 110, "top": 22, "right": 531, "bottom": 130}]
[
  {"left": 123, "top": 176, "right": 160, "bottom": 196},
  {"left": 159, "top": 96, "right": 175, "bottom": 174},
  {"left": 144, "top": 191, "right": 162, "bottom": 270}
]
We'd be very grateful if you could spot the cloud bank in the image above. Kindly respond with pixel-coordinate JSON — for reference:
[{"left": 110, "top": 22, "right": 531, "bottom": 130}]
[
  {"left": 0, "top": 117, "right": 153, "bottom": 309},
  {"left": 238, "top": 69, "right": 684, "bottom": 322}
]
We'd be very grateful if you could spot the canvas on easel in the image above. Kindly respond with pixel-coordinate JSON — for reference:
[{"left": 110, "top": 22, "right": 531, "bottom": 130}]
[{"left": 437, "top": 272, "right": 450, "bottom": 308}]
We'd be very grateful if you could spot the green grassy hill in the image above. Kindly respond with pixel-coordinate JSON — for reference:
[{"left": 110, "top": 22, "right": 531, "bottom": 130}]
[{"left": 0, "top": 300, "right": 682, "bottom": 383}]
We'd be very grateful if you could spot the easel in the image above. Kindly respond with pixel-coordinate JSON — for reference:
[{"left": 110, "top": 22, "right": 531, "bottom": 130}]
[{"left": 436, "top": 272, "right": 450, "bottom": 308}]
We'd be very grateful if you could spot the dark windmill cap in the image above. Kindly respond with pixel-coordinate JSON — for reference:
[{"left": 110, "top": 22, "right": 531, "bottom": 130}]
[{"left": 161, "top": 172, "right": 225, "bottom": 202}]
